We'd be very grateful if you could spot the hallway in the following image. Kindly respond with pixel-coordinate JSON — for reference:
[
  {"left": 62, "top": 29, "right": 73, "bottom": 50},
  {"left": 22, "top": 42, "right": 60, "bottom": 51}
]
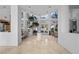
[{"left": 0, "top": 35, "right": 70, "bottom": 54}]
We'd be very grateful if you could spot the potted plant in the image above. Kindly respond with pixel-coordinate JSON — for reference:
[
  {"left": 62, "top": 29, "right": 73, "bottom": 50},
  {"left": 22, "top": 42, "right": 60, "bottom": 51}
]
[{"left": 28, "top": 15, "right": 39, "bottom": 35}]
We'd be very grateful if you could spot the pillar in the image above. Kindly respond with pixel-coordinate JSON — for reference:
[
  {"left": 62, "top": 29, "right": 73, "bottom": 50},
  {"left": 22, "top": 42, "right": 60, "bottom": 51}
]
[
  {"left": 58, "top": 5, "right": 70, "bottom": 34},
  {"left": 11, "top": 5, "right": 21, "bottom": 46}
]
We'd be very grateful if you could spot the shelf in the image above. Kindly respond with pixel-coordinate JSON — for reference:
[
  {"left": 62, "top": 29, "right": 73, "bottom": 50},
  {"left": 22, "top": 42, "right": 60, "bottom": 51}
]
[
  {"left": 0, "top": 19, "right": 10, "bottom": 32},
  {"left": 0, "top": 19, "right": 10, "bottom": 25}
]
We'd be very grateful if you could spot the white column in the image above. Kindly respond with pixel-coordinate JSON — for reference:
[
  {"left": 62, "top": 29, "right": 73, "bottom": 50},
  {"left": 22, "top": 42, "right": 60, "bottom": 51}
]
[
  {"left": 11, "top": 5, "right": 21, "bottom": 46},
  {"left": 18, "top": 6, "right": 22, "bottom": 44},
  {"left": 58, "top": 5, "right": 70, "bottom": 34}
]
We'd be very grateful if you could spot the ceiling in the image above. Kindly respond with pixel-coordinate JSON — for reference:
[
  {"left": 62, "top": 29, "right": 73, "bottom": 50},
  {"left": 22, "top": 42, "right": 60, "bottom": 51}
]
[
  {"left": 19, "top": 5, "right": 59, "bottom": 16},
  {"left": 0, "top": 5, "right": 10, "bottom": 9},
  {"left": 69, "top": 5, "right": 79, "bottom": 9}
]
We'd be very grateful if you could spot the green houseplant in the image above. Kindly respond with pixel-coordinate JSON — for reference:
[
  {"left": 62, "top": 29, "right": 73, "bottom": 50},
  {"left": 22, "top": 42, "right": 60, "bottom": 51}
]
[{"left": 28, "top": 15, "right": 39, "bottom": 28}]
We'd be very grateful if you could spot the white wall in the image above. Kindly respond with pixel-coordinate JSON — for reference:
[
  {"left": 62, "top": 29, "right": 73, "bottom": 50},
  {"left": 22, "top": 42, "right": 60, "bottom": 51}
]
[
  {"left": 59, "top": 33, "right": 79, "bottom": 53},
  {"left": 0, "top": 5, "right": 19, "bottom": 46},
  {"left": 58, "top": 5, "right": 79, "bottom": 53},
  {"left": 0, "top": 6, "right": 11, "bottom": 21}
]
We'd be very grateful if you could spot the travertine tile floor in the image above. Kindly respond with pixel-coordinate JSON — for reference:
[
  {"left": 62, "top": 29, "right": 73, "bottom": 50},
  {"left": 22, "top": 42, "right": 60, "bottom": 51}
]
[{"left": 0, "top": 35, "right": 70, "bottom": 54}]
